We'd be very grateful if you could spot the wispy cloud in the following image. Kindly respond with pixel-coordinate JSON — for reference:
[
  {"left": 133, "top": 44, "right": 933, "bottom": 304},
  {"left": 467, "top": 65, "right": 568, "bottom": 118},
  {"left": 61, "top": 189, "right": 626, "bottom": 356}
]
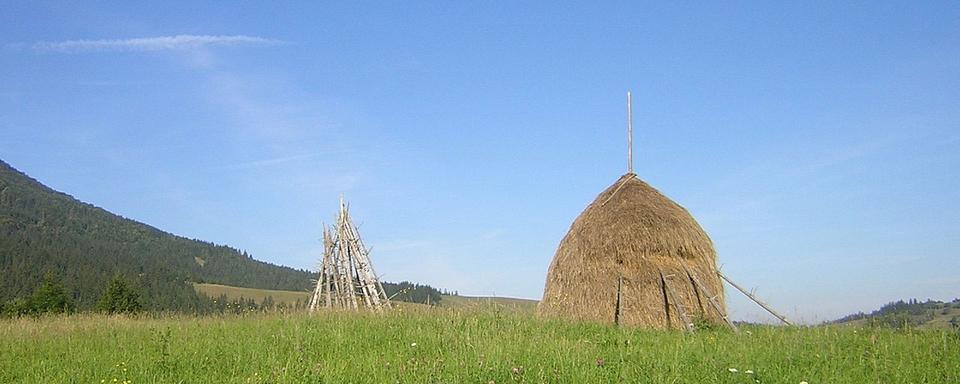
[
  {"left": 219, "top": 153, "right": 328, "bottom": 171},
  {"left": 32, "top": 35, "right": 284, "bottom": 53}
]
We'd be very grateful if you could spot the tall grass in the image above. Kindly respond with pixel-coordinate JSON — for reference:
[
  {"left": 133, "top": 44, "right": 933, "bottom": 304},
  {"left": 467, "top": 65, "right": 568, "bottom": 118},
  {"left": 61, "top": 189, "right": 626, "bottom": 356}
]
[{"left": 1, "top": 308, "right": 957, "bottom": 383}]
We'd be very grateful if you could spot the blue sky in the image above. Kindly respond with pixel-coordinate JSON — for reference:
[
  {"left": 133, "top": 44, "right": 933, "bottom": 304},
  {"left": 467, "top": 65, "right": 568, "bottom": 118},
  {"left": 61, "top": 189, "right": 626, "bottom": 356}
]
[{"left": 2, "top": 2, "right": 958, "bottom": 323}]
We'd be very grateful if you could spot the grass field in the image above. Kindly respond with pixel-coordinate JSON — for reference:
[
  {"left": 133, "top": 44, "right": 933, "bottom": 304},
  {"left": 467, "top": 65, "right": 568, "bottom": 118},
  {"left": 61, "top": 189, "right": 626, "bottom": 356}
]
[
  {"left": 438, "top": 295, "right": 538, "bottom": 313},
  {"left": 194, "top": 283, "right": 539, "bottom": 312},
  {"left": 2, "top": 309, "right": 957, "bottom": 383}
]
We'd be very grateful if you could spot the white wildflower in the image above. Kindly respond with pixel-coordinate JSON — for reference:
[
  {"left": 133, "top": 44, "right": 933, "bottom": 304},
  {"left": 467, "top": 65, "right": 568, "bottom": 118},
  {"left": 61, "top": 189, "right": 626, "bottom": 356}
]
[{"left": 728, "top": 368, "right": 738, "bottom": 373}]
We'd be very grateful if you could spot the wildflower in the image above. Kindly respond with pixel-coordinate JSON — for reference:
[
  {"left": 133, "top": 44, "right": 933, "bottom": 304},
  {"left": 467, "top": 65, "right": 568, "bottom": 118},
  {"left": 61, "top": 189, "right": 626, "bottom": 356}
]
[
  {"left": 410, "top": 342, "right": 417, "bottom": 347},
  {"left": 746, "top": 370, "right": 754, "bottom": 374},
  {"left": 511, "top": 366, "right": 524, "bottom": 375},
  {"left": 728, "top": 368, "right": 739, "bottom": 373},
  {"left": 800, "top": 382, "right": 808, "bottom": 384}
]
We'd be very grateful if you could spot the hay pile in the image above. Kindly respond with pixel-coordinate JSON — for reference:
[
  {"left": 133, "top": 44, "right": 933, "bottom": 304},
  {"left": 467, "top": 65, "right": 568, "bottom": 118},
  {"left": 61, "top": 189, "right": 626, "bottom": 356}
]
[{"left": 539, "top": 173, "right": 727, "bottom": 329}]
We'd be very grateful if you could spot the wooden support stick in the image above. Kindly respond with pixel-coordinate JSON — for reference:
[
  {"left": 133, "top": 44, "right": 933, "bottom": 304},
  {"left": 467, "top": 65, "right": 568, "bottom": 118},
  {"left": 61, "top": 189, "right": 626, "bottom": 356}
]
[
  {"left": 323, "top": 228, "right": 333, "bottom": 308},
  {"left": 718, "top": 271, "right": 792, "bottom": 326},
  {"left": 600, "top": 176, "right": 632, "bottom": 207},
  {"left": 614, "top": 276, "right": 623, "bottom": 326},
  {"left": 685, "top": 268, "right": 739, "bottom": 332},
  {"left": 388, "top": 287, "right": 409, "bottom": 301},
  {"left": 660, "top": 269, "right": 694, "bottom": 332}
]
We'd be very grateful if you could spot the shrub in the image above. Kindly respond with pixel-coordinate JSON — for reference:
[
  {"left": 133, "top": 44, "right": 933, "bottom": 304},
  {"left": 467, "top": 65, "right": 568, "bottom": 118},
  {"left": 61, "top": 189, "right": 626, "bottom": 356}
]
[{"left": 2, "top": 273, "right": 75, "bottom": 317}]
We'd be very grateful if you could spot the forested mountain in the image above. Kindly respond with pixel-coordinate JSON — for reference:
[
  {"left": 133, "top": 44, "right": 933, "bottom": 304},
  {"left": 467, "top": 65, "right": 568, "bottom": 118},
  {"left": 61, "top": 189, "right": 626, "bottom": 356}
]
[
  {"left": 0, "top": 159, "right": 314, "bottom": 311},
  {"left": 832, "top": 298, "right": 960, "bottom": 329}
]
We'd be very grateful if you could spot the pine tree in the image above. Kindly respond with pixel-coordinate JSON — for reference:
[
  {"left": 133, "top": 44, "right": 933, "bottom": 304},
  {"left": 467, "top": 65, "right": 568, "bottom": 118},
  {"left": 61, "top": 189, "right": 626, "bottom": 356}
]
[
  {"left": 30, "top": 273, "right": 76, "bottom": 314},
  {"left": 1, "top": 273, "right": 74, "bottom": 317},
  {"left": 97, "top": 275, "right": 142, "bottom": 314}
]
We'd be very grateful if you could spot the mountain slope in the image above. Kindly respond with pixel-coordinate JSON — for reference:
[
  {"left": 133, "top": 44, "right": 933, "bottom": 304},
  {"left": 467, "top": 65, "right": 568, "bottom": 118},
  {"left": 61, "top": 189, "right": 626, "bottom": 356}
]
[
  {"left": 831, "top": 298, "right": 960, "bottom": 329},
  {"left": 0, "top": 159, "right": 313, "bottom": 311}
]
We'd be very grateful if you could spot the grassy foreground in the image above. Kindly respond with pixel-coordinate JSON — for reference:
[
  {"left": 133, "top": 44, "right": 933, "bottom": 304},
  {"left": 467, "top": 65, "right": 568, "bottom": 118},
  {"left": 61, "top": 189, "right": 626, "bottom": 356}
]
[{"left": 1, "top": 309, "right": 957, "bottom": 383}]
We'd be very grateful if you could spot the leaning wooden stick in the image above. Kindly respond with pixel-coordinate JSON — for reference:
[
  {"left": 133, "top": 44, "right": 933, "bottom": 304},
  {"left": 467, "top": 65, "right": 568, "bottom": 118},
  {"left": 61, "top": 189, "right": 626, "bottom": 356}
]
[
  {"left": 718, "top": 271, "right": 792, "bottom": 326},
  {"left": 660, "top": 269, "right": 694, "bottom": 332},
  {"left": 614, "top": 276, "right": 624, "bottom": 326},
  {"left": 685, "top": 267, "right": 738, "bottom": 332}
]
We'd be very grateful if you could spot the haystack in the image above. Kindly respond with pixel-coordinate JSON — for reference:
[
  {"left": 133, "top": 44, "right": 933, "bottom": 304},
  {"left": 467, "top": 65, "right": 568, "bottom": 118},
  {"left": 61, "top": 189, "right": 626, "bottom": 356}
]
[{"left": 539, "top": 172, "right": 728, "bottom": 329}]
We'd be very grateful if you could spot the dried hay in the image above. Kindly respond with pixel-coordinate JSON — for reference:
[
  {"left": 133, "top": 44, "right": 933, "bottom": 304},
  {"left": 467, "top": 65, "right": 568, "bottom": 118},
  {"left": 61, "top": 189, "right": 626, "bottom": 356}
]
[{"left": 539, "top": 173, "right": 727, "bottom": 329}]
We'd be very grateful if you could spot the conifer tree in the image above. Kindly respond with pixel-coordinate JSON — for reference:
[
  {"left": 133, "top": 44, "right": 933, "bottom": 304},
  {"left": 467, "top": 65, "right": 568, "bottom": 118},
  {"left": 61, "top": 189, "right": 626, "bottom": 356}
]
[
  {"left": 30, "top": 273, "right": 76, "bottom": 314},
  {"left": 97, "top": 275, "right": 142, "bottom": 314}
]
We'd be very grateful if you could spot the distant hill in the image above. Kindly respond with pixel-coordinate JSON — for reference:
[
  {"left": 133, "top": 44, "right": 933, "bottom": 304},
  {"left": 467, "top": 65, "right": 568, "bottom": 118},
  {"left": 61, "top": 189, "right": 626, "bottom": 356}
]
[
  {"left": 0, "top": 159, "right": 316, "bottom": 311},
  {"left": 831, "top": 298, "right": 960, "bottom": 329},
  {"left": 0, "top": 159, "right": 448, "bottom": 312}
]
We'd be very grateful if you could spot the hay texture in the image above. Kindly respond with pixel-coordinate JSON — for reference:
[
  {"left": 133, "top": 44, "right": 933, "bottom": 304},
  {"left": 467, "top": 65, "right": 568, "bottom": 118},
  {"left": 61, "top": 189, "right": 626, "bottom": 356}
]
[{"left": 539, "top": 173, "right": 727, "bottom": 329}]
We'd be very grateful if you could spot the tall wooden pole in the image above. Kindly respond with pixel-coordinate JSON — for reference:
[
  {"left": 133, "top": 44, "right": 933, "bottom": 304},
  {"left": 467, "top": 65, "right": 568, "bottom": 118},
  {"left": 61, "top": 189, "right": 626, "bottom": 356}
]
[
  {"left": 627, "top": 91, "right": 633, "bottom": 175},
  {"left": 323, "top": 228, "right": 333, "bottom": 308}
]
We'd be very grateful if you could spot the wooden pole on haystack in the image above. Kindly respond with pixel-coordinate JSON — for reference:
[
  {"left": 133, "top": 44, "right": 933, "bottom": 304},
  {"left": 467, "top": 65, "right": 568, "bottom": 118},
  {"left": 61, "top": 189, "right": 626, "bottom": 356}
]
[
  {"left": 627, "top": 91, "right": 633, "bottom": 175},
  {"left": 600, "top": 91, "right": 637, "bottom": 209}
]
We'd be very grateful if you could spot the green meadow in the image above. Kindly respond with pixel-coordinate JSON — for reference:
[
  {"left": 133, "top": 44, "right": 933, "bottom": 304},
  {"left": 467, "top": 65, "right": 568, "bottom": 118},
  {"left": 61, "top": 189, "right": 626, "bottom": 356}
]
[{"left": 2, "top": 308, "right": 957, "bottom": 383}]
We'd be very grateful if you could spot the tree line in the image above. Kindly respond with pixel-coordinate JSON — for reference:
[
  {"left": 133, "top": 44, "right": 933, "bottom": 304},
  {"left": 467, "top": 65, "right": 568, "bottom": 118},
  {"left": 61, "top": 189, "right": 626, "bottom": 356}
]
[
  {"left": 2, "top": 273, "right": 449, "bottom": 317},
  {"left": 2, "top": 273, "right": 141, "bottom": 317},
  {"left": 1, "top": 159, "right": 314, "bottom": 312},
  {"left": 832, "top": 298, "right": 960, "bottom": 329}
]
